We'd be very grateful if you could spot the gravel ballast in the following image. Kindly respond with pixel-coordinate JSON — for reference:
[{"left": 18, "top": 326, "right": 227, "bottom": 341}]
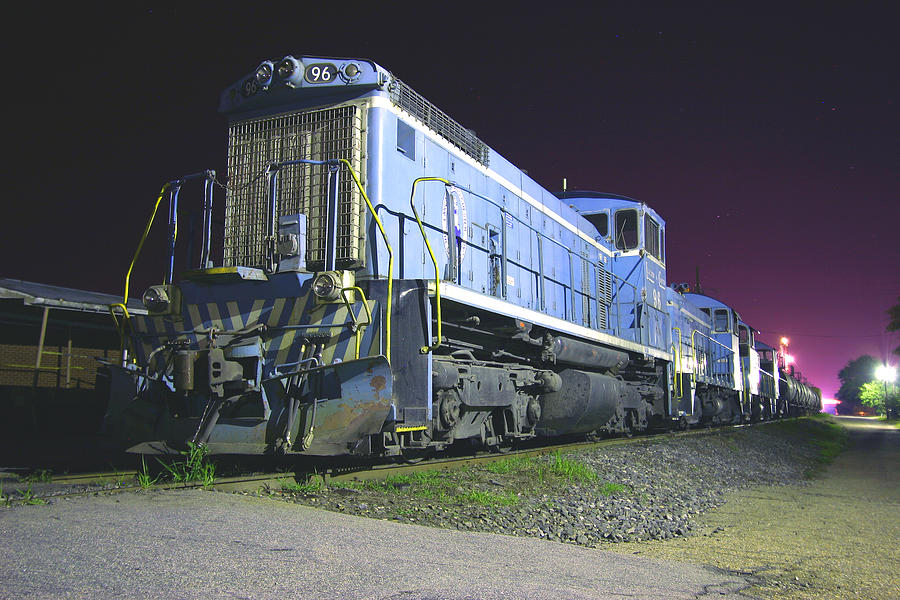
[{"left": 263, "top": 418, "right": 838, "bottom": 547}]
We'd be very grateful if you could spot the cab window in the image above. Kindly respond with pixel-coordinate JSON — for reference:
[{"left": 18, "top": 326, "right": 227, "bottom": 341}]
[
  {"left": 614, "top": 209, "right": 638, "bottom": 250},
  {"left": 738, "top": 325, "right": 750, "bottom": 355},
  {"left": 584, "top": 212, "right": 608, "bottom": 238},
  {"left": 644, "top": 214, "right": 662, "bottom": 261},
  {"left": 714, "top": 309, "right": 730, "bottom": 332}
]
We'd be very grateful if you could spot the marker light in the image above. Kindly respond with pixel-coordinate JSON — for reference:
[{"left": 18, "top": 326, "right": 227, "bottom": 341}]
[
  {"left": 341, "top": 62, "right": 360, "bottom": 82},
  {"left": 276, "top": 56, "right": 304, "bottom": 87},
  {"left": 780, "top": 337, "right": 789, "bottom": 346}
]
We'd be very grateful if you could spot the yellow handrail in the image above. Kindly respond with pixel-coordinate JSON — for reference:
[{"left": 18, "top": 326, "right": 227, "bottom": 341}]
[
  {"left": 123, "top": 184, "right": 169, "bottom": 305},
  {"left": 339, "top": 159, "right": 394, "bottom": 364},
  {"left": 672, "top": 327, "right": 682, "bottom": 400},
  {"left": 108, "top": 302, "right": 133, "bottom": 363},
  {"left": 690, "top": 329, "right": 702, "bottom": 392},
  {"left": 340, "top": 286, "right": 373, "bottom": 360},
  {"left": 408, "top": 177, "right": 451, "bottom": 354}
]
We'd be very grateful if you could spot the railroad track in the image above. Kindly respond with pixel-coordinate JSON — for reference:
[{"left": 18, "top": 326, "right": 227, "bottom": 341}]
[{"left": 3, "top": 420, "right": 773, "bottom": 503}]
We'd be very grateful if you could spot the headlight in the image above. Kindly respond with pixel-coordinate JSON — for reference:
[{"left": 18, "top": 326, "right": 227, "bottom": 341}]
[
  {"left": 142, "top": 285, "right": 170, "bottom": 312},
  {"left": 312, "top": 272, "right": 342, "bottom": 301},
  {"left": 255, "top": 61, "right": 274, "bottom": 87},
  {"left": 276, "top": 55, "right": 303, "bottom": 87}
]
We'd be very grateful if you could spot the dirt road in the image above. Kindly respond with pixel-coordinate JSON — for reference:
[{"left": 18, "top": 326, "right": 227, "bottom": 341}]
[{"left": 612, "top": 416, "right": 900, "bottom": 599}]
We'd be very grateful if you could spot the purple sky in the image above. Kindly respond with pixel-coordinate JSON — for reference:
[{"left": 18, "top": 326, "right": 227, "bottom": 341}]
[{"left": 3, "top": 5, "right": 898, "bottom": 400}]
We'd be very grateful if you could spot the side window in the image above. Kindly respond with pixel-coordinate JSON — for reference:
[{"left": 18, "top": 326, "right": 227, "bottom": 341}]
[
  {"left": 614, "top": 209, "right": 638, "bottom": 250},
  {"left": 585, "top": 212, "right": 608, "bottom": 238},
  {"left": 397, "top": 120, "right": 415, "bottom": 160},
  {"left": 739, "top": 325, "right": 749, "bottom": 344},
  {"left": 644, "top": 214, "right": 661, "bottom": 261},
  {"left": 714, "top": 309, "right": 729, "bottom": 332}
]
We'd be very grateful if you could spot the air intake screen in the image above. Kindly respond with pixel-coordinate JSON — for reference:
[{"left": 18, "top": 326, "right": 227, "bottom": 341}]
[
  {"left": 224, "top": 104, "right": 365, "bottom": 270},
  {"left": 390, "top": 80, "right": 490, "bottom": 167}
]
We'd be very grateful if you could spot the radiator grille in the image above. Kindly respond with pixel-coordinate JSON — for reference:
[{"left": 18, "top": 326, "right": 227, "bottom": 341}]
[
  {"left": 597, "top": 266, "right": 612, "bottom": 329},
  {"left": 224, "top": 104, "right": 365, "bottom": 270},
  {"left": 390, "top": 79, "right": 490, "bottom": 166}
]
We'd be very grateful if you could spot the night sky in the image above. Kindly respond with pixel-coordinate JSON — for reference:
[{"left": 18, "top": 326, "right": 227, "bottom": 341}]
[{"left": 3, "top": 5, "right": 897, "bottom": 402}]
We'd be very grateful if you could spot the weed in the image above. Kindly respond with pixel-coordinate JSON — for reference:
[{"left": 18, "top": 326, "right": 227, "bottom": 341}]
[
  {"left": 23, "top": 469, "right": 52, "bottom": 483},
  {"left": 600, "top": 482, "right": 626, "bottom": 496},
  {"left": 157, "top": 442, "right": 216, "bottom": 486},
  {"left": 549, "top": 451, "right": 598, "bottom": 483},
  {"left": 280, "top": 478, "right": 323, "bottom": 493},
  {"left": 327, "top": 480, "right": 365, "bottom": 491},
  {"left": 18, "top": 484, "right": 47, "bottom": 506},
  {"left": 137, "top": 456, "right": 159, "bottom": 489}
]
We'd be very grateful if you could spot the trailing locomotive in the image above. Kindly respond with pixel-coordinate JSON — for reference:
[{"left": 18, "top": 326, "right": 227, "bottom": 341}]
[{"left": 102, "top": 55, "right": 820, "bottom": 457}]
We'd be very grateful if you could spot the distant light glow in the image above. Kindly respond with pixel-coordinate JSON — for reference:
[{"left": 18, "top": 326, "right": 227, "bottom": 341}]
[
  {"left": 780, "top": 337, "right": 790, "bottom": 346},
  {"left": 875, "top": 364, "right": 896, "bottom": 383},
  {"left": 820, "top": 397, "right": 839, "bottom": 415}
]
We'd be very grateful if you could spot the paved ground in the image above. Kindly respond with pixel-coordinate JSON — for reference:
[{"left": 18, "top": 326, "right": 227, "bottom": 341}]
[
  {"left": 612, "top": 416, "right": 900, "bottom": 599},
  {"left": 0, "top": 487, "right": 749, "bottom": 599}
]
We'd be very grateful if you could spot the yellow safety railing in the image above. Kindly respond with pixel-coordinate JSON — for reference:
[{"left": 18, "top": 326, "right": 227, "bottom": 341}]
[
  {"left": 408, "top": 177, "right": 451, "bottom": 354},
  {"left": 340, "top": 286, "right": 372, "bottom": 360},
  {"left": 339, "top": 159, "right": 394, "bottom": 364},
  {"left": 123, "top": 184, "right": 170, "bottom": 306},
  {"left": 672, "top": 327, "right": 683, "bottom": 400},
  {"left": 107, "top": 183, "right": 170, "bottom": 363}
]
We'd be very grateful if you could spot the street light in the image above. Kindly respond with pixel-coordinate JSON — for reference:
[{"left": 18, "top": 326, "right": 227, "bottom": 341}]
[
  {"left": 875, "top": 364, "right": 897, "bottom": 419},
  {"left": 779, "top": 336, "right": 790, "bottom": 370}
]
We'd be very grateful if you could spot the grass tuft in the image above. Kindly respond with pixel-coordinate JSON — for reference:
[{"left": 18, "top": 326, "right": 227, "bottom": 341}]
[
  {"left": 549, "top": 451, "right": 598, "bottom": 483},
  {"left": 18, "top": 484, "right": 47, "bottom": 505},
  {"left": 600, "top": 482, "right": 626, "bottom": 496},
  {"left": 156, "top": 442, "right": 216, "bottom": 487},
  {"left": 280, "top": 478, "right": 324, "bottom": 493},
  {"left": 23, "top": 469, "right": 52, "bottom": 483},
  {"left": 137, "top": 456, "right": 159, "bottom": 489}
]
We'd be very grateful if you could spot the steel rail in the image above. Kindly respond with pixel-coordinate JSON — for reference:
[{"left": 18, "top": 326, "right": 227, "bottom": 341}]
[{"left": 7, "top": 419, "right": 784, "bottom": 504}]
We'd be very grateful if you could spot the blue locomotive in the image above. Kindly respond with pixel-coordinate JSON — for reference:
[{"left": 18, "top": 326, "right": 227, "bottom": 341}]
[{"left": 102, "top": 55, "right": 820, "bottom": 456}]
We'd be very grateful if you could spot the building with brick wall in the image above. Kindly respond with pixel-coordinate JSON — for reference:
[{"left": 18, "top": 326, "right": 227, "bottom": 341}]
[{"left": 0, "top": 279, "right": 146, "bottom": 443}]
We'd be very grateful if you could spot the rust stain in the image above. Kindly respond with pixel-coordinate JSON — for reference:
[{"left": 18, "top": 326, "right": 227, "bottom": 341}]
[
  {"left": 319, "top": 399, "right": 389, "bottom": 433},
  {"left": 370, "top": 375, "right": 386, "bottom": 393}
]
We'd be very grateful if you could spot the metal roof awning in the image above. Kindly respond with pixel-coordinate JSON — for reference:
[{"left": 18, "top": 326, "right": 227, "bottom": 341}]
[{"left": 0, "top": 279, "right": 147, "bottom": 315}]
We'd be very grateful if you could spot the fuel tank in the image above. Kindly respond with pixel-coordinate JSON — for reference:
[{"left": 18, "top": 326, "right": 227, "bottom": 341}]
[{"left": 536, "top": 369, "right": 638, "bottom": 436}]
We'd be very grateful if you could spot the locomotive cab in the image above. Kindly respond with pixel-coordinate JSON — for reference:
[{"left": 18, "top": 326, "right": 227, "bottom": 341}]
[{"left": 563, "top": 192, "right": 668, "bottom": 352}]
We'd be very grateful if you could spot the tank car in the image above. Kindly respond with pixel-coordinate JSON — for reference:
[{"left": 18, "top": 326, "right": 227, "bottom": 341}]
[{"left": 102, "top": 54, "right": 817, "bottom": 458}]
